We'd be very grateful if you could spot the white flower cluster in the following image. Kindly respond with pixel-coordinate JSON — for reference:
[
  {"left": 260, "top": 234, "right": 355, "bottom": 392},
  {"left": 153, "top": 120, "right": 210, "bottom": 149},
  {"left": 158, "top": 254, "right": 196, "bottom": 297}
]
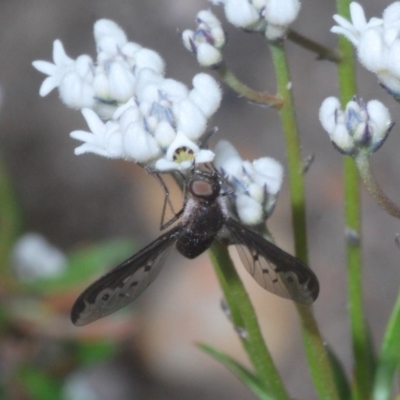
[
  {"left": 33, "top": 19, "right": 222, "bottom": 171},
  {"left": 12, "top": 233, "right": 67, "bottom": 282},
  {"left": 332, "top": 2, "right": 400, "bottom": 98},
  {"left": 182, "top": 10, "right": 226, "bottom": 68},
  {"left": 319, "top": 97, "right": 393, "bottom": 155},
  {"left": 211, "top": 0, "right": 301, "bottom": 40},
  {"left": 33, "top": 19, "right": 286, "bottom": 226},
  {"left": 214, "top": 140, "right": 283, "bottom": 225}
]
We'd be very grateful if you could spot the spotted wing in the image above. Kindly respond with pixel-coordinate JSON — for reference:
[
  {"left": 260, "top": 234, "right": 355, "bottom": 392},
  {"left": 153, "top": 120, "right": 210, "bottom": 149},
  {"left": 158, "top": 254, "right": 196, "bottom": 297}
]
[
  {"left": 226, "top": 218, "right": 319, "bottom": 304},
  {"left": 71, "top": 225, "right": 182, "bottom": 326}
]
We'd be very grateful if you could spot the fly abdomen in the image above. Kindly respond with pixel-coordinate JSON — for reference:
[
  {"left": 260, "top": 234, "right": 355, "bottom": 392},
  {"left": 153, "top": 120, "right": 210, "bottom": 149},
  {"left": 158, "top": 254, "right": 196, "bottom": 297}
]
[
  {"left": 176, "top": 229, "right": 216, "bottom": 259},
  {"left": 177, "top": 200, "right": 225, "bottom": 259}
]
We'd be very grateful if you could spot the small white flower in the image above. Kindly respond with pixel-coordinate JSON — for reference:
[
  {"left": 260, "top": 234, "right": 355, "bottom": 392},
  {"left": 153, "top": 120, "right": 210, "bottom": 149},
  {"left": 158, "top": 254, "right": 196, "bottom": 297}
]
[
  {"left": 196, "top": 43, "right": 223, "bottom": 68},
  {"left": 113, "top": 98, "right": 140, "bottom": 131},
  {"left": 357, "top": 28, "right": 385, "bottom": 73},
  {"left": 59, "top": 70, "right": 96, "bottom": 109},
  {"left": 224, "top": 0, "right": 260, "bottom": 28},
  {"left": 154, "top": 131, "right": 214, "bottom": 171},
  {"left": 263, "top": 0, "right": 300, "bottom": 26},
  {"left": 174, "top": 98, "right": 207, "bottom": 141},
  {"left": 134, "top": 69, "right": 165, "bottom": 101},
  {"left": 197, "top": 10, "right": 226, "bottom": 48},
  {"left": 332, "top": 2, "right": 400, "bottom": 98},
  {"left": 182, "top": 9, "right": 225, "bottom": 67},
  {"left": 70, "top": 108, "right": 124, "bottom": 158},
  {"left": 122, "top": 122, "right": 161, "bottom": 162},
  {"left": 106, "top": 62, "right": 136, "bottom": 102},
  {"left": 252, "top": 157, "right": 283, "bottom": 195},
  {"left": 33, "top": 20, "right": 166, "bottom": 114},
  {"left": 132, "top": 48, "right": 165, "bottom": 74},
  {"left": 188, "top": 73, "right": 222, "bottom": 117},
  {"left": 263, "top": 0, "right": 301, "bottom": 39},
  {"left": 94, "top": 19, "right": 128, "bottom": 54},
  {"left": 214, "top": 140, "right": 283, "bottom": 225},
  {"left": 12, "top": 233, "right": 67, "bottom": 282},
  {"left": 33, "top": 43, "right": 96, "bottom": 109},
  {"left": 211, "top": 0, "right": 300, "bottom": 39},
  {"left": 213, "top": 139, "right": 243, "bottom": 176},
  {"left": 331, "top": 2, "right": 375, "bottom": 46},
  {"left": 32, "top": 40, "right": 75, "bottom": 96},
  {"left": 154, "top": 121, "right": 177, "bottom": 148},
  {"left": 319, "top": 96, "right": 393, "bottom": 155},
  {"left": 236, "top": 194, "right": 263, "bottom": 225}
]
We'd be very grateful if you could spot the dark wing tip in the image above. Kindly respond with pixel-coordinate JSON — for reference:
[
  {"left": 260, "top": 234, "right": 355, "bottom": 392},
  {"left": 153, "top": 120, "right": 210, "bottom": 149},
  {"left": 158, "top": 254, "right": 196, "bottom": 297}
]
[
  {"left": 226, "top": 217, "right": 320, "bottom": 305},
  {"left": 70, "top": 298, "right": 92, "bottom": 326},
  {"left": 70, "top": 225, "right": 182, "bottom": 327},
  {"left": 279, "top": 266, "right": 320, "bottom": 305},
  {"left": 70, "top": 301, "right": 91, "bottom": 326}
]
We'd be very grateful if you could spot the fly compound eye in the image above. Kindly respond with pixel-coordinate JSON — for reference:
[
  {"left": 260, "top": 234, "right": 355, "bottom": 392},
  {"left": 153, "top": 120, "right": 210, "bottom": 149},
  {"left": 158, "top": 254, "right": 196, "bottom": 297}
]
[{"left": 189, "top": 176, "right": 220, "bottom": 201}]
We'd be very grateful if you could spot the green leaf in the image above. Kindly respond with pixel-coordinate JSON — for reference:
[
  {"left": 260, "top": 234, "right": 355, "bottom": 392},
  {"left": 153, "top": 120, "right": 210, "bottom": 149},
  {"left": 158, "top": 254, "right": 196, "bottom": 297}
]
[
  {"left": 18, "top": 366, "right": 62, "bottom": 400},
  {"left": 198, "top": 343, "right": 275, "bottom": 400},
  {"left": 326, "top": 345, "right": 351, "bottom": 400},
  {"left": 373, "top": 288, "right": 400, "bottom": 400},
  {"left": 76, "top": 340, "right": 118, "bottom": 366},
  {"left": 22, "top": 238, "right": 136, "bottom": 294}
]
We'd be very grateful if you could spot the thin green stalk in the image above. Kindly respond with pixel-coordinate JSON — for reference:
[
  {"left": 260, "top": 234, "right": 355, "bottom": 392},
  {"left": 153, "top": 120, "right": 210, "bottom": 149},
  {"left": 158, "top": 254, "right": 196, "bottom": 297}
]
[
  {"left": 372, "top": 288, "right": 400, "bottom": 400},
  {"left": 269, "top": 41, "right": 339, "bottom": 400},
  {"left": 355, "top": 153, "right": 400, "bottom": 219},
  {"left": 268, "top": 42, "right": 307, "bottom": 262},
  {"left": 287, "top": 30, "right": 342, "bottom": 63},
  {"left": 217, "top": 63, "right": 283, "bottom": 108},
  {"left": 209, "top": 242, "right": 290, "bottom": 400},
  {"left": 335, "top": 1, "right": 374, "bottom": 398}
]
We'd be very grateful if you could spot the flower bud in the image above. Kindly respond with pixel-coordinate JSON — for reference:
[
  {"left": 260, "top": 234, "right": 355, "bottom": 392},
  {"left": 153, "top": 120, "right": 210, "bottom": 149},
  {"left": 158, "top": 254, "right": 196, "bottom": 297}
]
[{"left": 319, "top": 96, "right": 393, "bottom": 155}]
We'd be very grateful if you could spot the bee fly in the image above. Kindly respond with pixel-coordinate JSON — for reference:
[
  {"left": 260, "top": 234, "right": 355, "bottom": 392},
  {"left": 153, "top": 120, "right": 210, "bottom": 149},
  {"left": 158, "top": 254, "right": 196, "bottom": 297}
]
[{"left": 71, "top": 169, "right": 319, "bottom": 326}]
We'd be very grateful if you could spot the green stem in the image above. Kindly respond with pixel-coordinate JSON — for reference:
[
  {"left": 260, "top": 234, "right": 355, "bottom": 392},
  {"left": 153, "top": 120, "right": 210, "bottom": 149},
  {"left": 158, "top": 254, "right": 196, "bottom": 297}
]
[
  {"left": 372, "top": 288, "right": 400, "bottom": 400},
  {"left": 217, "top": 63, "right": 283, "bottom": 108},
  {"left": 287, "top": 30, "right": 342, "bottom": 63},
  {"left": 0, "top": 155, "right": 22, "bottom": 270},
  {"left": 269, "top": 40, "right": 339, "bottom": 400},
  {"left": 268, "top": 42, "right": 307, "bottom": 262},
  {"left": 355, "top": 153, "right": 400, "bottom": 219},
  {"left": 344, "top": 156, "right": 372, "bottom": 400},
  {"left": 335, "top": 0, "right": 374, "bottom": 398},
  {"left": 209, "top": 242, "right": 290, "bottom": 400}
]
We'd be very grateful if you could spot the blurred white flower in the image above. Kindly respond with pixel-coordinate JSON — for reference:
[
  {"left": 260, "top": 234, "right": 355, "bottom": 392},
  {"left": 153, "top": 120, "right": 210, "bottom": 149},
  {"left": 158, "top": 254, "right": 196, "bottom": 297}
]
[
  {"left": 214, "top": 140, "right": 283, "bottom": 225},
  {"left": 12, "top": 233, "right": 67, "bottom": 282},
  {"left": 332, "top": 2, "right": 400, "bottom": 97},
  {"left": 63, "top": 371, "right": 99, "bottom": 400},
  {"left": 319, "top": 96, "right": 393, "bottom": 155}
]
